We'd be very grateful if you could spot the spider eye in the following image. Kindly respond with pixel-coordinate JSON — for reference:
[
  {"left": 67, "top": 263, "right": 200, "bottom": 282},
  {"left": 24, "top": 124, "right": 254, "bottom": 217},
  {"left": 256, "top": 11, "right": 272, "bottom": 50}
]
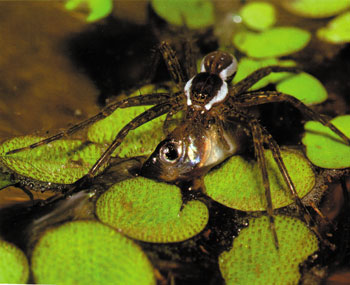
[{"left": 160, "top": 142, "right": 182, "bottom": 163}]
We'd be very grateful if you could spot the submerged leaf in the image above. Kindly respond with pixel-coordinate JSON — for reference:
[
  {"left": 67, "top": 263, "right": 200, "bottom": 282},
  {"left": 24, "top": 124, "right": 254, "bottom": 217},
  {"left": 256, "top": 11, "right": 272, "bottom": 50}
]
[
  {"left": 0, "top": 240, "right": 29, "bottom": 284},
  {"left": 0, "top": 136, "right": 104, "bottom": 184},
  {"left": 276, "top": 72, "right": 328, "bottom": 105},
  {"left": 233, "top": 27, "right": 311, "bottom": 58},
  {"left": 317, "top": 12, "right": 350, "bottom": 44},
  {"left": 282, "top": 0, "right": 350, "bottom": 18},
  {"left": 302, "top": 115, "right": 350, "bottom": 168},
  {"left": 240, "top": 2, "right": 276, "bottom": 31},
  {"left": 204, "top": 150, "right": 315, "bottom": 211},
  {"left": 233, "top": 57, "right": 296, "bottom": 90},
  {"left": 31, "top": 221, "right": 155, "bottom": 284},
  {"left": 151, "top": 0, "right": 215, "bottom": 29},
  {"left": 219, "top": 215, "right": 318, "bottom": 284},
  {"left": 96, "top": 177, "right": 209, "bottom": 243}
]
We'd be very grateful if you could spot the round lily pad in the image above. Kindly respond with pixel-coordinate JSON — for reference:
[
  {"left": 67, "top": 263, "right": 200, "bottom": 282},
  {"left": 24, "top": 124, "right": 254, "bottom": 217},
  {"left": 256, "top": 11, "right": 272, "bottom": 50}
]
[
  {"left": 65, "top": 0, "right": 113, "bottom": 22},
  {"left": 87, "top": 105, "right": 166, "bottom": 158},
  {"left": 204, "top": 150, "right": 315, "bottom": 211},
  {"left": 0, "top": 240, "right": 29, "bottom": 284},
  {"left": 0, "top": 136, "right": 104, "bottom": 184},
  {"left": 151, "top": 0, "right": 214, "bottom": 29},
  {"left": 219, "top": 215, "right": 318, "bottom": 284},
  {"left": 96, "top": 177, "right": 209, "bottom": 243},
  {"left": 233, "top": 57, "right": 296, "bottom": 90},
  {"left": 282, "top": 0, "right": 350, "bottom": 18},
  {"left": 240, "top": 2, "right": 276, "bottom": 31},
  {"left": 302, "top": 115, "right": 350, "bottom": 168},
  {"left": 276, "top": 72, "right": 328, "bottom": 106},
  {"left": 233, "top": 27, "right": 311, "bottom": 58},
  {"left": 31, "top": 220, "right": 155, "bottom": 285},
  {"left": 317, "top": 12, "right": 350, "bottom": 44}
]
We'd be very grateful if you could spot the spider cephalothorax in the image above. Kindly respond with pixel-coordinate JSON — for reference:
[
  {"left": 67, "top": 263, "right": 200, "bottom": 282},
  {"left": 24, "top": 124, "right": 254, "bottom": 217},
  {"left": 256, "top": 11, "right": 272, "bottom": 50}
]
[{"left": 185, "top": 50, "right": 237, "bottom": 111}]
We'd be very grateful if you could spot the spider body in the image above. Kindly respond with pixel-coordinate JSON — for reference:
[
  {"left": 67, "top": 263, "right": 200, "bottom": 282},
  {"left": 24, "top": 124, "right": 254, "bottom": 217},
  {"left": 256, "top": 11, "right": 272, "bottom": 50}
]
[
  {"left": 141, "top": 50, "right": 247, "bottom": 183},
  {"left": 6, "top": 42, "right": 350, "bottom": 247}
]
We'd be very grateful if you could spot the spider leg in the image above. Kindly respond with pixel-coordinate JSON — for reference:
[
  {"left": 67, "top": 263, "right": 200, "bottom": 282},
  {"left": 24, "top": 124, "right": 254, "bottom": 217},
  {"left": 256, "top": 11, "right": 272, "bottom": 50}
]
[
  {"left": 86, "top": 101, "right": 176, "bottom": 178},
  {"left": 183, "top": 37, "right": 198, "bottom": 79},
  {"left": 6, "top": 93, "right": 173, "bottom": 155},
  {"left": 230, "top": 66, "right": 300, "bottom": 95},
  {"left": 162, "top": 104, "right": 183, "bottom": 135},
  {"left": 159, "top": 41, "right": 187, "bottom": 88},
  {"left": 258, "top": 125, "right": 335, "bottom": 247},
  {"left": 232, "top": 90, "right": 350, "bottom": 145},
  {"left": 250, "top": 119, "right": 279, "bottom": 248},
  {"left": 222, "top": 104, "right": 280, "bottom": 247}
]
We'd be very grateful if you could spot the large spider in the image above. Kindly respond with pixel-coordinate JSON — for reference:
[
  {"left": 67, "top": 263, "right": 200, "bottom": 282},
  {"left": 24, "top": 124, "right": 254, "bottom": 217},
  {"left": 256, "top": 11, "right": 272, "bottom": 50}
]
[{"left": 7, "top": 42, "right": 350, "bottom": 246}]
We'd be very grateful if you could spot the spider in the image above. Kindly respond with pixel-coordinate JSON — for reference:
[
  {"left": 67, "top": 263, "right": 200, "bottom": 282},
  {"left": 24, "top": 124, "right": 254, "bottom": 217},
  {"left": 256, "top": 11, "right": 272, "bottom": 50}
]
[{"left": 7, "top": 41, "right": 350, "bottom": 247}]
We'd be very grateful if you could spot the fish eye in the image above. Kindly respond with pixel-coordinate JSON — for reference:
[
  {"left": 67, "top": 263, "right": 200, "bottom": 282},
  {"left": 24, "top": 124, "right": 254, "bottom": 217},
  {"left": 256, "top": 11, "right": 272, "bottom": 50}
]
[{"left": 160, "top": 141, "right": 182, "bottom": 163}]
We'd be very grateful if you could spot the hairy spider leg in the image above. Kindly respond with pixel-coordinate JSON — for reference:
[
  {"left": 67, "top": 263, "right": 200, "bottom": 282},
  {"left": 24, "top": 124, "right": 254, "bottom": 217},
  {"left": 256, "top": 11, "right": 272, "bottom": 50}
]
[
  {"left": 158, "top": 41, "right": 188, "bottom": 88},
  {"left": 162, "top": 104, "right": 184, "bottom": 135},
  {"left": 82, "top": 101, "right": 177, "bottom": 180},
  {"left": 6, "top": 93, "right": 172, "bottom": 155},
  {"left": 230, "top": 66, "right": 301, "bottom": 96},
  {"left": 183, "top": 37, "right": 198, "bottom": 80},
  {"left": 221, "top": 105, "right": 281, "bottom": 247},
  {"left": 232, "top": 91, "right": 350, "bottom": 145},
  {"left": 250, "top": 119, "right": 280, "bottom": 248}
]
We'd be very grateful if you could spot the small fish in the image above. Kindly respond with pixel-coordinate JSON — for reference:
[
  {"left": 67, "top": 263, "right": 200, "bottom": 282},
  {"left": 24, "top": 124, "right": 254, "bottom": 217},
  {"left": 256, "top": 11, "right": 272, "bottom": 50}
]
[{"left": 141, "top": 117, "right": 247, "bottom": 184}]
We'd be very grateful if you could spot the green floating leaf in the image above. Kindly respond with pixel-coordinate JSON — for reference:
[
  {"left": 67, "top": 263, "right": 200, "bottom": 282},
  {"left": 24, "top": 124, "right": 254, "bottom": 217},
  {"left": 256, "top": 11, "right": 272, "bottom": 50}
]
[
  {"left": 317, "top": 12, "right": 350, "bottom": 44},
  {"left": 0, "top": 136, "right": 104, "bottom": 184},
  {"left": 204, "top": 150, "right": 315, "bottom": 211},
  {"left": 96, "top": 177, "right": 209, "bottom": 243},
  {"left": 219, "top": 215, "right": 318, "bottom": 284},
  {"left": 0, "top": 171, "right": 15, "bottom": 190},
  {"left": 233, "top": 57, "right": 296, "bottom": 90},
  {"left": 88, "top": 85, "right": 169, "bottom": 158},
  {"left": 276, "top": 72, "right": 328, "bottom": 106},
  {"left": 88, "top": 106, "right": 166, "bottom": 158},
  {"left": 240, "top": 2, "right": 276, "bottom": 31},
  {"left": 233, "top": 27, "right": 311, "bottom": 58},
  {"left": 302, "top": 115, "right": 350, "bottom": 168},
  {"left": 151, "top": 0, "right": 214, "bottom": 29},
  {"left": 0, "top": 240, "right": 29, "bottom": 284},
  {"left": 65, "top": 0, "right": 113, "bottom": 22},
  {"left": 282, "top": 0, "right": 350, "bottom": 18},
  {"left": 32, "top": 220, "right": 155, "bottom": 285}
]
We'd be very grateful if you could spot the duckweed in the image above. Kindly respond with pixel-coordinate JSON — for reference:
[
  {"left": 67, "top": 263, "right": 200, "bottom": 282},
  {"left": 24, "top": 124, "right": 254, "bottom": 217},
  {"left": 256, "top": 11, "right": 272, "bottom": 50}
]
[
  {"left": 233, "top": 27, "right": 311, "bottom": 58},
  {"left": 282, "top": 0, "right": 350, "bottom": 18},
  {"left": 240, "top": 2, "right": 276, "bottom": 31},
  {"left": 96, "top": 177, "right": 209, "bottom": 243},
  {"left": 302, "top": 115, "right": 350, "bottom": 168},
  {"left": 0, "top": 136, "right": 104, "bottom": 184},
  {"left": 276, "top": 72, "right": 328, "bottom": 106},
  {"left": 219, "top": 215, "right": 318, "bottom": 284},
  {"left": 65, "top": 0, "right": 113, "bottom": 22},
  {"left": 204, "top": 150, "right": 315, "bottom": 211},
  {"left": 0, "top": 240, "right": 29, "bottom": 284},
  {"left": 317, "top": 12, "right": 350, "bottom": 44},
  {"left": 151, "top": 0, "right": 214, "bottom": 29},
  {"left": 31, "top": 220, "right": 155, "bottom": 285}
]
